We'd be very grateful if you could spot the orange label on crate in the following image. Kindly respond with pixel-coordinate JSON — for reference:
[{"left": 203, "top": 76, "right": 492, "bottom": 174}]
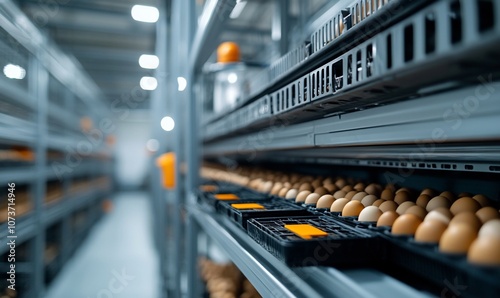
[
  {"left": 231, "top": 203, "right": 265, "bottom": 210},
  {"left": 214, "top": 193, "right": 239, "bottom": 200},
  {"left": 200, "top": 185, "right": 218, "bottom": 192},
  {"left": 284, "top": 224, "right": 328, "bottom": 240}
]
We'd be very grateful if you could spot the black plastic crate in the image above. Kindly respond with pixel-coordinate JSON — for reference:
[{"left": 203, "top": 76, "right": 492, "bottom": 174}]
[
  {"left": 199, "top": 189, "right": 269, "bottom": 210},
  {"left": 381, "top": 234, "right": 500, "bottom": 298},
  {"left": 218, "top": 199, "right": 311, "bottom": 229},
  {"left": 247, "top": 216, "right": 382, "bottom": 267}
]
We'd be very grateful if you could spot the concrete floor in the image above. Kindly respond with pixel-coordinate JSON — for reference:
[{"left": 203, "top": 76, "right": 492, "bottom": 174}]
[{"left": 45, "top": 192, "right": 160, "bottom": 298}]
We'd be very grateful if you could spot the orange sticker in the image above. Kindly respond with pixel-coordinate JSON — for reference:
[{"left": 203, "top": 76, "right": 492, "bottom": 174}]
[
  {"left": 231, "top": 203, "right": 265, "bottom": 210},
  {"left": 200, "top": 185, "right": 218, "bottom": 192},
  {"left": 284, "top": 224, "right": 328, "bottom": 240},
  {"left": 214, "top": 193, "right": 239, "bottom": 200}
]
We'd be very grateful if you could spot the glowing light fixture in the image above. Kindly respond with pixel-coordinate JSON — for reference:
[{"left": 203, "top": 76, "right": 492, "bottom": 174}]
[
  {"left": 161, "top": 116, "right": 175, "bottom": 132},
  {"left": 131, "top": 5, "right": 159, "bottom": 23},
  {"left": 139, "top": 54, "right": 159, "bottom": 69},
  {"left": 3, "top": 64, "right": 26, "bottom": 80},
  {"left": 140, "top": 76, "right": 158, "bottom": 90},
  {"left": 177, "top": 77, "right": 187, "bottom": 91}
]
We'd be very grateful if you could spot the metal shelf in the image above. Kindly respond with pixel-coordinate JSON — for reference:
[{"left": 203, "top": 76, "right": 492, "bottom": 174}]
[
  {"left": 0, "top": 213, "right": 36, "bottom": 255},
  {"left": 190, "top": 206, "right": 429, "bottom": 298},
  {"left": 0, "top": 167, "right": 36, "bottom": 184}
]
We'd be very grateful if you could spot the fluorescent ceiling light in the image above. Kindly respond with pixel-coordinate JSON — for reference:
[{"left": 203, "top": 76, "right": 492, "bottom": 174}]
[
  {"left": 229, "top": 1, "right": 247, "bottom": 19},
  {"left": 131, "top": 5, "right": 159, "bottom": 23},
  {"left": 160, "top": 116, "right": 175, "bottom": 132},
  {"left": 140, "top": 76, "right": 158, "bottom": 90},
  {"left": 177, "top": 77, "right": 187, "bottom": 91},
  {"left": 139, "top": 54, "right": 159, "bottom": 69},
  {"left": 3, "top": 64, "right": 26, "bottom": 80}
]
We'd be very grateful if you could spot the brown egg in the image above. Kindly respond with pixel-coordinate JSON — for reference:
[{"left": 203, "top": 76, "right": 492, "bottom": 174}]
[
  {"left": 353, "top": 182, "right": 365, "bottom": 191},
  {"left": 476, "top": 207, "right": 500, "bottom": 224},
  {"left": 323, "top": 184, "right": 338, "bottom": 193},
  {"left": 440, "top": 191, "right": 455, "bottom": 201},
  {"left": 365, "top": 184, "right": 381, "bottom": 196},
  {"left": 330, "top": 198, "right": 350, "bottom": 212},
  {"left": 396, "top": 201, "right": 415, "bottom": 215},
  {"left": 311, "top": 179, "right": 323, "bottom": 188},
  {"left": 341, "top": 185, "right": 354, "bottom": 193},
  {"left": 278, "top": 187, "right": 290, "bottom": 198},
  {"left": 296, "top": 190, "right": 312, "bottom": 203},
  {"left": 380, "top": 189, "right": 394, "bottom": 201},
  {"left": 361, "top": 195, "right": 378, "bottom": 207},
  {"left": 426, "top": 196, "right": 451, "bottom": 212},
  {"left": 351, "top": 192, "right": 368, "bottom": 201},
  {"left": 458, "top": 192, "right": 473, "bottom": 198},
  {"left": 261, "top": 181, "right": 274, "bottom": 193},
  {"left": 394, "top": 191, "right": 412, "bottom": 205},
  {"left": 424, "top": 210, "right": 452, "bottom": 225},
  {"left": 299, "top": 183, "right": 314, "bottom": 192},
  {"left": 450, "top": 197, "right": 481, "bottom": 215},
  {"left": 433, "top": 207, "right": 454, "bottom": 218},
  {"left": 285, "top": 189, "right": 298, "bottom": 199},
  {"left": 270, "top": 182, "right": 283, "bottom": 195},
  {"left": 333, "top": 190, "right": 347, "bottom": 199},
  {"left": 405, "top": 205, "right": 427, "bottom": 219},
  {"left": 472, "top": 194, "right": 490, "bottom": 207},
  {"left": 468, "top": 237, "right": 500, "bottom": 266},
  {"left": 305, "top": 193, "right": 321, "bottom": 205},
  {"left": 283, "top": 182, "right": 292, "bottom": 188},
  {"left": 439, "top": 223, "right": 477, "bottom": 254},
  {"left": 316, "top": 195, "right": 335, "bottom": 209},
  {"left": 420, "top": 188, "right": 435, "bottom": 197},
  {"left": 449, "top": 212, "right": 482, "bottom": 231},
  {"left": 345, "top": 190, "right": 359, "bottom": 200},
  {"left": 379, "top": 201, "right": 398, "bottom": 213},
  {"left": 358, "top": 206, "right": 382, "bottom": 222},
  {"left": 335, "top": 179, "right": 347, "bottom": 188},
  {"left": 415, "top": 220, "right": 448, "bottom": 243},
  {"left": 385, "top": 184, "right": 396, "bottom": 192},
  {"left": 342, "top": 200, "right": 365, "bottom": 217},
  {"left": 416, "top": 194, "right": 431, "bottom": 208},
  {"left": 478, "top": 219, "right": 500, "bottom": 238},
  {"left": 372, "top": 199, "right": 385, "bottom": 207},
  {"left": 377, "top": 211, "right": 399, "bottom": 227},
  {"left": 396, "top": 187, "right": 411, "bottom": 194},
  {"left": 314, "top": 187, "right": 329, "bottom": 196},
  {"left": 392, "top": 214, "right": 422, "bottom": 236},
  {"left": 322, "top": 177, "right": 334, "bottom": 185}
]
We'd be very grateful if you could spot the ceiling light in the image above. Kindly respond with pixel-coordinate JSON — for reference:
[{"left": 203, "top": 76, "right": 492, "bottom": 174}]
[
  {"left": 139, "top": 54, "right": 159, "bottom": 69},
  {"left": 160, "top": 116, "right": 175, "bottom": 132},
  {"left": 140, "top": 76, "right": 158, "bottom": 90},
  {"left": 227, "top": 73, "right": 238, "bottom": 84},
  {"left": 131, "top": 5, "right": 160, "bottom": 23},
  {"left": 3, "top": 64, "right": 26, "bottom": 80},
  {"left": 177, "top": 77, "right": 187, "bottom": 91},
  {"left": 229, "top": 1, "right": 247, "bottom": 19}
]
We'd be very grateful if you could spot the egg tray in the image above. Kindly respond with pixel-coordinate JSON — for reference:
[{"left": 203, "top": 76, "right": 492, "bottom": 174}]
[
  {"left": 218, "top": 199, "right": 312, "bottom": 229},
  {"left": 380, "top": 234, "right": 500, "bottom": 297},
  {"left": 247, "top": 216, "right": 382, "bottom": 267},
  {"left": 198, "top": 190, "right": 270, "bottom": 211}
]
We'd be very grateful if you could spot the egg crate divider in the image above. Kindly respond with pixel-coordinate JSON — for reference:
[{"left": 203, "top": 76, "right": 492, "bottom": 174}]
[
  {"left": 247, "top": 216, "right": 382, "bottom": 267},
  {"left": 218, "top": 199, "right": 312, "bottom": 229},
  {"left": 380, "top": 233, "right": 500, "bottom": 297}
]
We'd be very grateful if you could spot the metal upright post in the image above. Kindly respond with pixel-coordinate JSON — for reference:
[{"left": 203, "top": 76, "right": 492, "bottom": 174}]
[{"left": 273, "top": 0, "right": 290, "bottom": 56}]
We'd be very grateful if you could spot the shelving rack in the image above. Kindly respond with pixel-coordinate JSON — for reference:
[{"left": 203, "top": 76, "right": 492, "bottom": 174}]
[
  {"left": 0, "top": 2, "right": 113, "bottom": 298},
  {"left": 155, "top": 0, "right": 500, "bottom": 297}
]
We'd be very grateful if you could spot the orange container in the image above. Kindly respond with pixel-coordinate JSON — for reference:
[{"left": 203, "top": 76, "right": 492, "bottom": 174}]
[{"left": 156, "top": 152, "right": 176, "bottom": 189}]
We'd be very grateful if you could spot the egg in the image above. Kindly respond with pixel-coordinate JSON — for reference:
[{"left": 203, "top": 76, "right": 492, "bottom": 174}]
[
  {"left": 353, "top": 182, "right": 365, "bottom": 191},
  {"left": 425, "top": 209, "right": 452, "bottom": 225},
  {"left": 467, "top": 237, "right": 500, "bottom": 266},
  {"left": 440, "top": 191, "right": 455, "bottom": 201},
  {"left": 335, "top": 179, "right": 347, "bottom": 188},
  {"left": 377, "top": 211, "right": 399, "bottom": 227},
  {"left": 415, "top": 220, "right": 448, "bottom": 243},
  {"left": 396, "top": 187, "right": 411, "bottom": 194},
  {"left": 295, "top": 190, "right": 312, "bottom": 203},
  {"left": 292, "top": 182, "right": 301, "bottom": 189},
  {"left": 322, "top": 177, "right": 334, "bottom": 185},
  {"left": 314, "top": 187, "right": 329, "bottom": 196},
  {"left": 379, "top": 201, "right": 398, "bottom": 213},
  {"left": 323, "top": 184, "right": 338, "bottom": 193},
  {"left": 311, "top": 179, "right": 323, "bottom": 188},
  {"left": 333, "top": 190, "right": 347, "bottom": 199},
  {"left": 330, "top": 198, "right": 350, "bottom": 212},
  {"left": 450, "top": 197, "right": 481, "bottom": 215},
  {"left": 472, "top": 194, "right": 490, "bottom": 207},
  {"left": 392, "top": 214, "right": 422, "bottom": 236},
  {"left": 478, "top": 219, "right": 500, "bottom": 238},
  {"left": 261, "top": 181, "right": 274, "bottom": 193},
  {"left": 342, "top": 200, "right": 365, "bottom": 217},
  {"left": 416, "top": 194, "right": 431, "bottom": 208},
  {"left": 394, "top": 191, "right": 412, "bottom": 205},
  {"left": 426, "top": 196, "right": 451, "bottom": 211},
  {"left": 299, "top": 183, "right": 314, "bottom": 192},
  {"left": 420, "top": 188, "right": 435, "bottom": 197},
  {"left": 476, "top": 207, "right": 500, "bottom": 224},
  {"left": 351, "top": 192, "right": 368, "bottom": 201},
  {"left": 372, "top": 199, "right": 385, "bottom": 207},
  {"left": 285, "top": 189, "right": 298, "bottom": 199},
  {"left": 365, "top": 184, "right": 381, "bottom": 196},
  {"left": 278, "top": 187, "right": 290, "bottom": 197},
  {"left": 396, "top": 201, "right": 415, "bottom": 215},
  {"left": 405, "top": 205, "right": 427, "bottom": 219},
  {"left": 380, "top": 189, "right": 394, "bottom": 200},
  {"left": 316, "top": 195, "right": 335, "bottom": 209},
  {"left": 341, "top": 185, "right": 354, "bottom": 192},
  {"left": 449, "top": 212, "right": 482, "bottom": 231},
  {"left": 305, "top": 193, "right": 321, "bottom": 205},
  {"left": 358, "top": 206, "right": 382, "bottom": 222},
  {"left": 270, "top": 182, "right": 283, "bottom": 195},
  {"left": 361, "top": 195, "right": 378, "bottom": 207},
  {"left": 385, "top": 184, "right": 396, "bottom": 192},
  {"left": 458, "top": 192, "right": 473, "bottom": 198},
  {"left": 439, "top": 223, "right": 477, "bottom": 254},
  {"left": 283, "top": 182, "right": 292, "bottom": 188},
  {"left": 345, "top": 190, "right": 359, "bottom": 200}
]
